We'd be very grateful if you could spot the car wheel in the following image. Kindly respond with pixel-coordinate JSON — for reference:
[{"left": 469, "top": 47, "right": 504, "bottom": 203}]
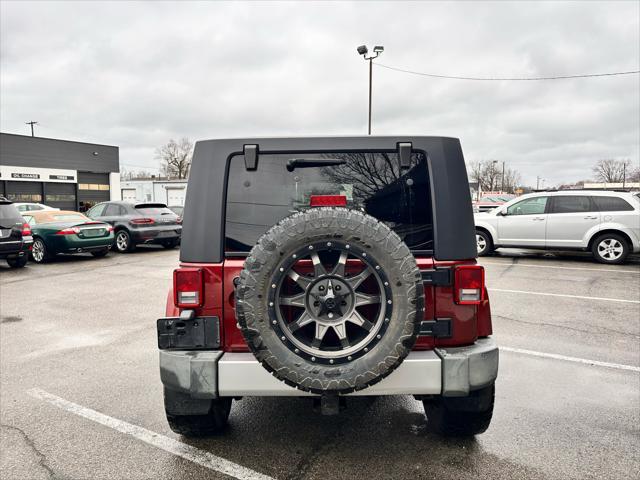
[
  {"left": 91, "top": 249, "right": 109, "bottom": 258},
  {"left": 475, "top": 230, "right": 494, "bottom": 257},
  {"left": 423, "top": 384, "right": 495, "bottom": 437},
  {"left": 6, "top": 256, "right": 27, "bottom": 268},
  {"left": 591, "top": 233, "right": 629, "bottom": 264},
  {"left": 164, "top": 388, "right": 231, "bottom": 437},
  {"left": 162, "top": 239, "right": 178, "bottom": 249},
  {"left": 236, "top": 207, "right": 424, "bottom": 395},
  {"left": 114, "top": 230, "right": 134, "bottom": 253},
  {"left": 31, "top": 238, "right": 49, "bottom": 263}
]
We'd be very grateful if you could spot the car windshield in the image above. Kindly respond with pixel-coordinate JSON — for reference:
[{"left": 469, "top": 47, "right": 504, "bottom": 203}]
[{"left": 225, "top": 151, "right": 433, "bottom": 253}]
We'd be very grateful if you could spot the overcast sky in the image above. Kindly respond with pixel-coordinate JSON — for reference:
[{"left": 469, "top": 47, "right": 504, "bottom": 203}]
[{"left": 1, "top": 1, "right": 638, "bottom": 187}]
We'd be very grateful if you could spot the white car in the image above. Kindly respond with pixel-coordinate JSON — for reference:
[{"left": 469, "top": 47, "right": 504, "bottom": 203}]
[
  {"left": 474, "top": 190, "right": 640, "bottom": 264},
  {"left": 13, "top": 202, "right": 59, "bottom": 213}
]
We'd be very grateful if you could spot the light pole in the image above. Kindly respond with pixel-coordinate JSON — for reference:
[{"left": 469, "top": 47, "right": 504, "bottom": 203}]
[
  {"left": 536, "top": 176, "right": 545, "bottom": 190},
  {"left": 492, "top": 160, "right": 505, "bottom": 192},
  {"left": 357, "top": 45, "right": 384, "bottom": 135}
]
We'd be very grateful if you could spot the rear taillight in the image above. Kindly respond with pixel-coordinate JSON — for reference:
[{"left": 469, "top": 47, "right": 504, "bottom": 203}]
[
  {"left": 454, "top": 265, "right": 485, "bottom": 305},
  {"left": 21, "top": 223, "right": 31, "bottom": 236},
  {"left": 106, "top": 225, "right": 114, "bottom": 232},
  {"left": 176, "top": 217, "right": 182, "bottom": 224},
  {"left": 131, "top": 218, "right": 155, "bottom": 225},
  {"left": 310, "top": 195, "right": 347, "bottom": 207},
  {"left": 56, "top": 226, "right": 81, "bottom": 235},
  {"left": 174, "top": 268, "right": 204, "bottom": 308}
]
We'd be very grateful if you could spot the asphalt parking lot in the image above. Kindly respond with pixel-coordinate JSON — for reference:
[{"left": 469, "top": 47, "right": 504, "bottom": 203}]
[{"left": 1, "top": 248, "right": 639, "bottom": 480}]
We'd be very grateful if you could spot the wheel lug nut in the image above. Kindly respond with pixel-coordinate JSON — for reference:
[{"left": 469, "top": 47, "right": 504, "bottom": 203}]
[{"left": 314, "top": 301, "right": 320, "bottom": 307}]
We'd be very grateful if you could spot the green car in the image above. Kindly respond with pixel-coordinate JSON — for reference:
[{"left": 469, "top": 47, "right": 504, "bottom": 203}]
[{"left": 22, "top": 210, "right": 114, "bottom": 263}]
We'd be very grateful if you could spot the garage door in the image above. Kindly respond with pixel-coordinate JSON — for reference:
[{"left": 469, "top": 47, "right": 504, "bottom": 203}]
[
  {"left": 45, "top": 182, "right": 76, "bottom": 210},
  {"left": 78, "top": 172, "right": 110, "bottom": 211},
  {"left": 5, "top": 181, "right": 43, "bottom": 203},
  {"left": 166, "top": 187, "right": 185, "bottom": 206},
  {"left": 121, "top": 188, "right": 137, "bottom": 202}
]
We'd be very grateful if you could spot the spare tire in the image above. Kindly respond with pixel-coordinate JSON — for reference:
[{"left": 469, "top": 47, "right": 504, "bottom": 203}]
[{"left": 235, "top": 207, "right": 424, "bottom": 394}]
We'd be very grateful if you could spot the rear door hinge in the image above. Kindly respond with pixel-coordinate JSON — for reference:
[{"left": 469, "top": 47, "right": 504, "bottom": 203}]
[
  {"left": 421, "top": 268, "right": 452, "bottom": 286},
  {"left": 419, "top": 319, "right": 452, "bottom": 338}
]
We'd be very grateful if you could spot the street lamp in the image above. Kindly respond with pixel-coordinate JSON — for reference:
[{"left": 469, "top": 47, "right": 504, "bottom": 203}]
[
  {"left": 357, "top": 45, "right": 384, "bottom": 135},
  {"left": 492, "top": 160, "right": 505, "bottom": 192}
]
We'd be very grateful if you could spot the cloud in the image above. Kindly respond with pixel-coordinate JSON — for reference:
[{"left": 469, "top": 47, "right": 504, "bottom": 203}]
[{"left": 1, "top": 1, "right": 638, "bottom": 185}]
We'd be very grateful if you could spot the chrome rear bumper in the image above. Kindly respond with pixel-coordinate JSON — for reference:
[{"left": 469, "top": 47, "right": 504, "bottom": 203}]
[{"left": 159, "top": 338, "right": 498, "bottom": 399}]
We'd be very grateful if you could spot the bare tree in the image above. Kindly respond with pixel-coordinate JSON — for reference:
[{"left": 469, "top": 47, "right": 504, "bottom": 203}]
[
  {"left": 469, "top": 160, "right": 521, "bottom": 194},
  {"left": 156, "top": 138, "right": 193, "bottom": 179},
  {"left": 592, "top": 159, "right": 633, "bottom": 183}
]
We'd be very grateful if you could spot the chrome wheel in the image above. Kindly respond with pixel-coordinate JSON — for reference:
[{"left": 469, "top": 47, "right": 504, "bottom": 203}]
[
  {"left": 116, "top": 231, "right": 129, "bottom": 252},
  {"left": 32, "top": 239, "right": 46, "bottom": 263},
  {"left": 476, "top": 234, "right": 487, "bottom": 254},
  {"left": 270, "top": 241, "right": 392, "bottom": 364},
  {"left": 597, "top": 238, "right": 623, "bottom": 261}
]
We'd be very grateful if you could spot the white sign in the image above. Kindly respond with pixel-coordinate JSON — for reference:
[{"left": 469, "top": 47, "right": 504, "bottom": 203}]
[{"left": 0, "top": 165, "right": 77, "bottom": 183}]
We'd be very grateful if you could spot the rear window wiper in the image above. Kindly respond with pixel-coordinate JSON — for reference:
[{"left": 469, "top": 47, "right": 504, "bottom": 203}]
[{"left": 286, "top": 158, "right": 346, "bottom": 172}]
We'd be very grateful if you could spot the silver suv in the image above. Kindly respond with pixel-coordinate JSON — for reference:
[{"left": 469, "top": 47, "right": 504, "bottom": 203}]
[{"left": 474, "top": 190, "right": 640, "bottom": 264}]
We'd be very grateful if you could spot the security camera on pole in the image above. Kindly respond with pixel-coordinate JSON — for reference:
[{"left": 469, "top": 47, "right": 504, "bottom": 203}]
[{"left": 357, "top": 45, "right": 384, "bottom": 135}]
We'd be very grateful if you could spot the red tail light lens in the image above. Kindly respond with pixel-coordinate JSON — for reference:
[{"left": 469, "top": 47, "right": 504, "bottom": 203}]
[
  {"left": 21, "top": 223, "right": 32, "bottom": 236},
  {"left": 454, "top": 265, "right": 485, "bottom": 304},
  {"left": 131, "top": 218, "right": 155, "bottom": 225},
  {"left": 174, "top": 268, "right": 204, "bottom": 308},
  {"left": 310, "top": 195, "right": 347, "bottom": 207},
  {"left": 56, "top": 226, "right": 81, "bottom": 235},
  {"left": 106, "top": 225, "right": 114, "bottom": 232}
]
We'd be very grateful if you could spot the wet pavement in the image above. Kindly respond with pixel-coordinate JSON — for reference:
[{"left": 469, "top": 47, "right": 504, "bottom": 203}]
[{"left": 1, "top": 247, "right": 639, "bottom": 479}]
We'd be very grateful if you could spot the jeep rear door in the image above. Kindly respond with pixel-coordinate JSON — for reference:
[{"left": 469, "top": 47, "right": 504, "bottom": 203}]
[{"left": 496, "top": 196, "right": 549, "bottom": 247}]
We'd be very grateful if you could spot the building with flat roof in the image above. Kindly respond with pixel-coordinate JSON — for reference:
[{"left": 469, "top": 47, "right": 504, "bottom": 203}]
[{"left": 0, "top": 132, "right": 121, "bottom": 211}]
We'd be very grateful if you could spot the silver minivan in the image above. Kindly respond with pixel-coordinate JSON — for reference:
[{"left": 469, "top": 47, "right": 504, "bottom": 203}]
[{"left": 474, "top": 190, "right": 640, "bottom": 264}]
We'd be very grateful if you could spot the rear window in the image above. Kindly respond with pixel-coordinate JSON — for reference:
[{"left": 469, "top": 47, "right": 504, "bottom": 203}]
[
  {"left": 136, "top": 207, "right": 175, "bottom": 215},
  {"left": 592, "top": 196, "right": 634, "bottom": 212},
  {"left": 0, "top": 203, "right": 22, "bottom": 222},
  {"left": 225, "top": 151, "right": 432, "bottom": 253}
]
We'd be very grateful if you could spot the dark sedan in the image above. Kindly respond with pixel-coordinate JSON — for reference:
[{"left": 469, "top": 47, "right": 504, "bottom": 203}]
[
  {"left": 22, "top": 210, "right": 114, "bottom": 263},
  {"left": 87, "top": 201, "right": 182, "bottom": 253}
]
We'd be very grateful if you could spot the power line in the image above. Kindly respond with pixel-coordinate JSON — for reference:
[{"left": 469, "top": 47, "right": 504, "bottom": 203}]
[{"left": 374, "top": 62, "right": 640, "bottom": 81}]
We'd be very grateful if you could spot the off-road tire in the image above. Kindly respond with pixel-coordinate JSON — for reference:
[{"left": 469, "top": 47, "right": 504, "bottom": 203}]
[
  {"left": 235, "top": 207, "right": 424, "bottom": 395},
  {"left": 114, "top": 229, "right": 135, "bottom": 253},
  {"left": 423, "top": 384, "right": 495, "bottom": 436},
  {"left": 91, "top": 249, "right": 109, "bottom": 258},
  {"left": 164, "top": 388, "right": 232, "bottom": 437},
  {"left": 591, "top": 233, "right": 629, "bottom": 264},
  {"left": 6, "top": 256, "right": 27, "bottom": 268},
  {"left": 475, "top": 230, "right": 494, "bottom": 257}
]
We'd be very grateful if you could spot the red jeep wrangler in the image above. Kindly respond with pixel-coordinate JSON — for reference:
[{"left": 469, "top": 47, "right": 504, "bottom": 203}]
[{"left": 158, "top": 137, "right": 498, "bottom": 437}]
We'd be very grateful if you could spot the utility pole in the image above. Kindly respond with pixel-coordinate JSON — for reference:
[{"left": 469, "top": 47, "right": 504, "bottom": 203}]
[
  {"left": 623, "top": 162, "right": 626, "bottom": 188},
  {"left": 536, "top": 176, "right": 544, "bottom": 190},
  {"left": 357, "top": 45, "right": 384, "bottom": 135},
  {"left": 25, "top": 121, "right": 38, "bottom": 137},
  {"left": 501, "top": 161, "right": 505, "bottom": 192}
]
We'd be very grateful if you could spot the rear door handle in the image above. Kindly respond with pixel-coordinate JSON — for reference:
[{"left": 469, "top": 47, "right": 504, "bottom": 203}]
[
  {"left": 583, "top": 216, "right": 598, "bottom": 220},
  {"left": 532, "top": 217, "right": 545, "bottom": 221}
]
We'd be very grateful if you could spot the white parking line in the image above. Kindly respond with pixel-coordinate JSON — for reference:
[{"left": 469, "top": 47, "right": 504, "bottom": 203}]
[
  {"left": 27, "top": 388, "right": 274, "bottom": 480},
  {"left": 502, "top": 346, "right": 640, "bottom": 372},
  {"left": 481, "top": 261, "right": 640, "bottom": 274},
  {"left": 489, "top": 288, "right": 640, "bottom": 304}
]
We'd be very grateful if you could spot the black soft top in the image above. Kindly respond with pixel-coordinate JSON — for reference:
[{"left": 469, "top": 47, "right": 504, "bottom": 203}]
[{"left": 181, "top": 136, "right": 476, "bottom": 263}]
